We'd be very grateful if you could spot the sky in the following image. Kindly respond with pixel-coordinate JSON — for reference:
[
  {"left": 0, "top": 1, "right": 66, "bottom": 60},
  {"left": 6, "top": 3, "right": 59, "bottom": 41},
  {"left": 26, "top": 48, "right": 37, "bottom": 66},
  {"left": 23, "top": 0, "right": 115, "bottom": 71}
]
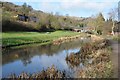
[{"left": 2, "top": 0, "right": 119, "bottom": 19}]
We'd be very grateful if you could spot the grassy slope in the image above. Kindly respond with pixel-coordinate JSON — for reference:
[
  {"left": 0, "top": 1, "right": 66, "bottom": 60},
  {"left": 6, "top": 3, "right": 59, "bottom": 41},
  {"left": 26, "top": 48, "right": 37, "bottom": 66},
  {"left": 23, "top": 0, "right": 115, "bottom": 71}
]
[{"left": 2, "top": 31, "right": 80, "bottom": 47}]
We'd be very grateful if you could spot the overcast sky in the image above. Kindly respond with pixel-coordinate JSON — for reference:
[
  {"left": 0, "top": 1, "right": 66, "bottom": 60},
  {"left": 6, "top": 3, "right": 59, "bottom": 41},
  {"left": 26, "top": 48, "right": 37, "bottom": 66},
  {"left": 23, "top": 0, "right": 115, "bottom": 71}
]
[{"left": 2, "top": 0, "right": 119, "bottom": 19}]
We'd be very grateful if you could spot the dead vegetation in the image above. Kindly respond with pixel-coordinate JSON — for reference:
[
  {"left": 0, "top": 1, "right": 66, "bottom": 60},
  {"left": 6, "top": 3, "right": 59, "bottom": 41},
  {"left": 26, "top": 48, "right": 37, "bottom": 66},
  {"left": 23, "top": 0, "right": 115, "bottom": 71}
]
[
  {"left": 53, "top": 34, "right": 89, "bottom": 45},
  {"left": 7, "top": 65, "right": 67, "bottom": 79},
  {"left": 66, "top": 38, "right": 113, "bottom": 78}
]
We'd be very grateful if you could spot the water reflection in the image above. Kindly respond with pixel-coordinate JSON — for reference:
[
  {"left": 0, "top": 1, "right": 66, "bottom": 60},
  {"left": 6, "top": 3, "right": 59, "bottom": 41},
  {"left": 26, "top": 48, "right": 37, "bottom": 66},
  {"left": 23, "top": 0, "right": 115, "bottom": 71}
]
[{"left": 2, "top": 38, "right": 90, "bottom": 77}]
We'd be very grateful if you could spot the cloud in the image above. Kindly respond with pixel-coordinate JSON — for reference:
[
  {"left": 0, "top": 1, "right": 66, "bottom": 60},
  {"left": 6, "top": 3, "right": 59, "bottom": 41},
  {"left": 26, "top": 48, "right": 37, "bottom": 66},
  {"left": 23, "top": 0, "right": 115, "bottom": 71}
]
[
  {"left": 60, "top": 1, "right": 117, "bottom": 12},
  {"left": 38, "top": 1, "right": 61, "bottom": 13}
]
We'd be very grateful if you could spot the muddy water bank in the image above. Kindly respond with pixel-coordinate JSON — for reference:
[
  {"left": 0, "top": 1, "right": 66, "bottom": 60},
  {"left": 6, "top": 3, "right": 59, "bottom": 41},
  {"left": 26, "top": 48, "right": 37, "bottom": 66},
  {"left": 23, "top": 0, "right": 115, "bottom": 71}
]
[{"left": 53, "top": 34, "right": 90, "bottom": 45}]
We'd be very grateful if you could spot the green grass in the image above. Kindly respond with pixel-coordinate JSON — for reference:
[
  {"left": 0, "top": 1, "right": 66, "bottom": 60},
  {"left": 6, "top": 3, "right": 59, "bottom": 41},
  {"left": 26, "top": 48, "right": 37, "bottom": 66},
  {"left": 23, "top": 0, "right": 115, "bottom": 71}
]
[{"left": 2, "top": 31, "right": 80, "bottom": 47}]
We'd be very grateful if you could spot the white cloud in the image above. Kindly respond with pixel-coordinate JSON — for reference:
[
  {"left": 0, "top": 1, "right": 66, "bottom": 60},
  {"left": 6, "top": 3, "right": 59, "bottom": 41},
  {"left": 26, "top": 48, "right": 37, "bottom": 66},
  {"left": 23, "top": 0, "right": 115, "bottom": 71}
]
[
  {"left": 60, "top": 1, "right": 118, "bottom": 13},
  {"left": 60, "top": 1, "right": 116, "bottom": 10},
  {"left": 38, "top": 1, "right": 61, "bottom": 13},
  {"left": 40, "top": 2, "right": 51, "bottom": 11}
]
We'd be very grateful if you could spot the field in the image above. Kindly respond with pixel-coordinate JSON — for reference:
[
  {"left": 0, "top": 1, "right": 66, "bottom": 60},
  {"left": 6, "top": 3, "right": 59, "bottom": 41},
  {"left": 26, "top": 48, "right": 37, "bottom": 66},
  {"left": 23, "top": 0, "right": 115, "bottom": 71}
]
[{"left": 2, "top": 31, "right": 80, "bottom": 47}]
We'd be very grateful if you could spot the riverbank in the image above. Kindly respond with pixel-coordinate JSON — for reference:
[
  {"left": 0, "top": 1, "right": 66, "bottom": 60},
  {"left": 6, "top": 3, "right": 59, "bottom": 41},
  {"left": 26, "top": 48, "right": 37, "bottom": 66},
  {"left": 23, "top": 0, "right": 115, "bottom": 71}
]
[
  {"left": 2, "top": 31, "right": 81, "bottom": 48},
  {"left": 66, "top": 38, "right": 113, "bottom": 78},
  {"left": 53, "top": 33, "right": 90, "bottom": 45},
  {"left": 3, "top": 36, "right": 115, "bottom": 78}
]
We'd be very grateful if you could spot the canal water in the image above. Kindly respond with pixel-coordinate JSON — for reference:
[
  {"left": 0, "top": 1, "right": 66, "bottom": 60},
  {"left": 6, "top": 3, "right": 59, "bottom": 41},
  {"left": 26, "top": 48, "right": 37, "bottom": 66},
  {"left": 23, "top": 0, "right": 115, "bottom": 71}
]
[{"left": 2, "top": 38, "right": 90, "bottom": 78}]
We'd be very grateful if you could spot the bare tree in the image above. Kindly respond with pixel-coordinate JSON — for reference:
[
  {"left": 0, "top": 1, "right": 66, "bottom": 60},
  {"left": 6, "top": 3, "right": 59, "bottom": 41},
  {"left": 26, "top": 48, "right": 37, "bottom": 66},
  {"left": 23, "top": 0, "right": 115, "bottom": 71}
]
[{"left": 108, "top": 8, "right": 118, "bottom": 35}]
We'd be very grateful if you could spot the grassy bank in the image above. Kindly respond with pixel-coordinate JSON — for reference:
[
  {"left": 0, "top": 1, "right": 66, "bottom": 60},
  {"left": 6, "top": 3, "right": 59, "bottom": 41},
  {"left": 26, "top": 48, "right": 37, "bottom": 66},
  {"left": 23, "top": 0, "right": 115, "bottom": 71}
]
[{"left": 2, "top": 31, "right": 80, "bottom": 48}]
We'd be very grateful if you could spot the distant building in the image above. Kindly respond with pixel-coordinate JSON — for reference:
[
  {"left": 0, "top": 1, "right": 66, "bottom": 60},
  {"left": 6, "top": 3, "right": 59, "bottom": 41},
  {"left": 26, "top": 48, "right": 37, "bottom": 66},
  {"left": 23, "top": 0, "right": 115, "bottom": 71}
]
[
  {"left": 72, "top": 26, "right": 92, "bottom": 33},
  {"left": 29, "top": 16, "right": 38, "bottom": 22},
  {"left": 16, "top": 14, "right": 38, "bottom": 22},
  {"left": 17, "top": 14, "right": 28, "bottom": 21},
  {"left": 72, "top": 29, "right": 81, "bottom": 32}
]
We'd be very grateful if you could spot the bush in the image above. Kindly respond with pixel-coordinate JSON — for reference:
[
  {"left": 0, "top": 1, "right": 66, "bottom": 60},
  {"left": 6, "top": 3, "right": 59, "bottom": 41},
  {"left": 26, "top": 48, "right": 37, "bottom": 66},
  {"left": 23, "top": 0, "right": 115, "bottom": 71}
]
[{"left": 97, "top": 30, "right": 102, "bottom": 35}]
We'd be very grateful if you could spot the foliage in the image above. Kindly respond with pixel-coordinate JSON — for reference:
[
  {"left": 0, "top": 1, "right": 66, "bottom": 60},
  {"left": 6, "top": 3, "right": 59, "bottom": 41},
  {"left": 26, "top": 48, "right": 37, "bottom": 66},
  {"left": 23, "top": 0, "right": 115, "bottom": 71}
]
[
  {"left": 20, "top": 3, "right": 33, "bottom": 15},
  {"left": 97, "top": 30, "right": 102, "bottom": 35},
  {"left": 86, "top": 12, "right": 118, "bottom": 35},
  {"left": 95, "top": 13, "right": 105, "bottom": 32}
]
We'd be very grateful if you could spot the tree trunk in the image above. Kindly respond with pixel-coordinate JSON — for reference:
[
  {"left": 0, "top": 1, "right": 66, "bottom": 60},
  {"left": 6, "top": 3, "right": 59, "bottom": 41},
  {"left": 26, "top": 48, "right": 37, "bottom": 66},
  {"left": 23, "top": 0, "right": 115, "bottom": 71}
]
[{"left": 112, "top": 21, "right": 115, "bottom": 35}]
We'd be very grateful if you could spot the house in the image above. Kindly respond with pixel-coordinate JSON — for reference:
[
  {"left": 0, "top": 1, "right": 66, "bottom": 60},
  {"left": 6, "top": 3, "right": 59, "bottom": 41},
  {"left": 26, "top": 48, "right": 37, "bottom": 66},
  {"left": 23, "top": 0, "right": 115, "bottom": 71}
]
[
  {"left": 72, "top": 29, "right": 81, "bottom": 32},
  {"left": 16, "top": 14, "right": 38, "bottom": 22},
  {"left": 29, "top": 16, "right": 38, "bottom": 22},
  {"left": 17, "top": 14, "right": 29, "bottom": 21}
]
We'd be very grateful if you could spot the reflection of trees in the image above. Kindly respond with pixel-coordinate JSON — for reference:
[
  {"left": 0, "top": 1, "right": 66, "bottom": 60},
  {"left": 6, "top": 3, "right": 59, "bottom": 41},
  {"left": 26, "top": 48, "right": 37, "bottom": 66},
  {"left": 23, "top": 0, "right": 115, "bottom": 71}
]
[
  {"left": 2, "top": 39, "right": 88, "bottom": 65},
  {"left": 20, "top": 49, "right": 32, "bottom": 66},
  {"left": 22, "top": 58, "right": 31, "bottom": 66},
  {"left": 37, "top": 39, "right": 87, "bottom": 55},
  {"left": 2, "top": 48, "right": 32, "bottom": 66}
]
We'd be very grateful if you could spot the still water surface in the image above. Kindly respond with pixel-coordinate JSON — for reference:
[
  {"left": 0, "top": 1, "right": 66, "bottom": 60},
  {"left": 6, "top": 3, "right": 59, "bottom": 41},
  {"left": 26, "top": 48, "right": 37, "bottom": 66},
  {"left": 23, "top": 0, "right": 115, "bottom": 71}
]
[{"left": 2, "top": 38, "right": 90, "bottom": 78}]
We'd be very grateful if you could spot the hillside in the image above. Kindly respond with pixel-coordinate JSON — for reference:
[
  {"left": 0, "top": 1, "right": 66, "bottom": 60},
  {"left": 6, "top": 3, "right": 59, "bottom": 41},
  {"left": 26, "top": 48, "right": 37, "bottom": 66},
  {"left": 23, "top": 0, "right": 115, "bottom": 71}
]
[{"left": 1, "top": 1, "right": 87, "bottom": 32}]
